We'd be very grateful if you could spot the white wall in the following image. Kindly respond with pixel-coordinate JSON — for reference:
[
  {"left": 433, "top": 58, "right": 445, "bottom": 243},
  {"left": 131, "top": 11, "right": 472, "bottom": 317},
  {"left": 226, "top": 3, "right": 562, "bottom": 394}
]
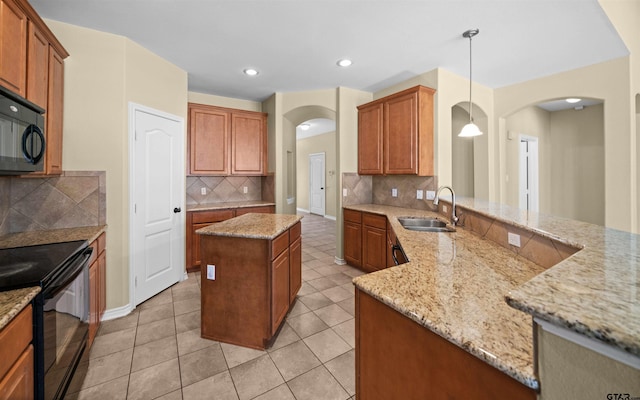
[
  {"left": 46, "top": 19, "right": 188, "bottom": 310},
  {"left": 296, "top": 132, "right": 337, "bottom": 218}
]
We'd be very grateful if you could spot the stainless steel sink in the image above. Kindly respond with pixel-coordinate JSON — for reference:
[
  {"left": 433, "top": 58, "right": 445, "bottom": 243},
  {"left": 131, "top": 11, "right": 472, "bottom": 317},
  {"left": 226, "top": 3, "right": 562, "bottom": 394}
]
[{"left": 397, "top": 217, "right": 456, "bottom": 232}]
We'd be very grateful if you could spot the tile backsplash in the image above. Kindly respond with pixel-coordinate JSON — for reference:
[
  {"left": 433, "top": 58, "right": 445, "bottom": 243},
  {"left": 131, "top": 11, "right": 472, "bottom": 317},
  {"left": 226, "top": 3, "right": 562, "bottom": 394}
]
[
  {"left": 186, "top": 176, "right": 264, "bottom": 206},
  {"left": 0, "top": 171, "right": 106, "bottom": 235},
  {"left": 342, "top": 173, "right": 438, "bottom": 211}
]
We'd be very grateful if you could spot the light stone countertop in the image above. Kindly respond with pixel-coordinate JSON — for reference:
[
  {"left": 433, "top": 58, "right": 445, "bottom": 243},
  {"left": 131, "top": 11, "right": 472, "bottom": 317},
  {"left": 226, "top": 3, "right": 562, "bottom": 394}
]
[
  {"left": 347, "top": 203, "right": 545, "bottom": 389},
  {"left": 187, "top": 201, "right": 276, "bottom": 212},
  {"left": 453, "top": 198, "right": 640, "bottom": 357},
  {"left": 0, "top": 225, "right": 107, "bottom": 249},
  {"left": 0, "top": 287, "right": 40, "bottom": 330},
  {"left": 196, "top": 213, "right": 302, "bottom": 240}
]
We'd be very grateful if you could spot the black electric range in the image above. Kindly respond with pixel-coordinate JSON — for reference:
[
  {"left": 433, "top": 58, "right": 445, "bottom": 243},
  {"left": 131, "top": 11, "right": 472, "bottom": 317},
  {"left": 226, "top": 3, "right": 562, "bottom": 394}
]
[{"left": 0, "top": 240, "right": 93, "bottom": 400}]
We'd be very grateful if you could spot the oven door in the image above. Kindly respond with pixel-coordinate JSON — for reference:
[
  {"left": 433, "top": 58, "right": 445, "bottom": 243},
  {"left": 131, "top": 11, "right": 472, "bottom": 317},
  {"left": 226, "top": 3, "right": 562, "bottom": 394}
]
[{"left": 34, "top": 247, "right": 92, "bottom": 400}]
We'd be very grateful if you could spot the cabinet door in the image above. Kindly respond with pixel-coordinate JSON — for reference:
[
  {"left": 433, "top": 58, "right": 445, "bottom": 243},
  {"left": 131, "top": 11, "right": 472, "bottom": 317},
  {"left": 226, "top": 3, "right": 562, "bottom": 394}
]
[
  {"left": 343, "top": 221, "right": 362, "bottom": 268},
  {"left": 0, "top": 0, "right": 27, "bottom": 97},
  {"left": 289, "top": 237, "right": 301, "bottom": 304},
  {"left": 271, "top": 248, "right": 289, "bottom": 335},
  {"left": 188, "top": 105, "right": 229, "bottom": 175},
  {"left": 187, "top": 209, "right": 236, "bottom": 271},
  {"left": 0, "top": 345, "right": 33, "bottom": 400},
  {"left": 231, "top": 112, "right": 266, "bottom": 175},
  {"left": 45, "top": 46, "right": 64, "bottom": 175},
  {"left": 26, "top": 21, "right": 48, "bottom": 109},
  {"left": 357, "top": 103, "right": 383, "bottom": 175},
  {"left": 362, "top": 226, "right": 386, "bottom": 272},
  {"left": 384, "top": 91, "right": 418, "bottom": 174}
]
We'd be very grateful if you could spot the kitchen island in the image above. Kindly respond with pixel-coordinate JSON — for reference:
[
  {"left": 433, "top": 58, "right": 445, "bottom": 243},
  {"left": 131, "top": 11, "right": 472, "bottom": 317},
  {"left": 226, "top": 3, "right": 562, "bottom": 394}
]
[
  {"left": 346, "top": 201, "right": 639, "bottom": 399},
  {"left": 197, "top": 213, "right": 302, "bottom": 349}
]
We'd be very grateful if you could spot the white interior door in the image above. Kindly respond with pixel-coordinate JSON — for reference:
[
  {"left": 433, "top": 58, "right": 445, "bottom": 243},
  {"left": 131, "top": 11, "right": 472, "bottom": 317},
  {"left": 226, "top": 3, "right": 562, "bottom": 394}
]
[
  {"left": 309, "top": 152, "right": 325, "bottom": 216},
  {"left": 130, "top": 103, "right": 185, "bottom": 306},
  {"left": 519, "top": 135, "right": 539, "bottom": 212}
]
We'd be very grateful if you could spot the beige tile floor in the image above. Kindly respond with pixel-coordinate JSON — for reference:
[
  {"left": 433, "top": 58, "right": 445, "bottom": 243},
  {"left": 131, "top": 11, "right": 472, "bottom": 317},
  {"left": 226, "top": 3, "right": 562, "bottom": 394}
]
[{"left": 67, "top": 212, "right": 364, "bottom": 400}]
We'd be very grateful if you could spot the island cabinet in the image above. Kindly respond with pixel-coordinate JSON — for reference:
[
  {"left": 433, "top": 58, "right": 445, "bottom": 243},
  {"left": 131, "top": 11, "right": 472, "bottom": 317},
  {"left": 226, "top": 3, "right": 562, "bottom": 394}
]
[
  {"left": 357, "top": 85, "right": 435, "bottom": 176},
  {"left": 186, "top": 205, "right": 275, "bottom": 272},
  {"left": 0, "top": 305, "right": 34, "bottom": 399},
  {"left": 1, "top": 0, "right": 69, "bottom": 176},
  {"left": 188, "top": 103, "right": 267, "bottom": 176},
  {"left": 343, "top": 208, "right": 387, "bottom": 272},
  {"left": 356, "top": 290, "right": 536, "bottom": 400},
  {"left": 199, "top": 214, "right": 302, "bottom": 350},
  {"left": 88, "top": 232, "right": 107, "bottom": 348}
]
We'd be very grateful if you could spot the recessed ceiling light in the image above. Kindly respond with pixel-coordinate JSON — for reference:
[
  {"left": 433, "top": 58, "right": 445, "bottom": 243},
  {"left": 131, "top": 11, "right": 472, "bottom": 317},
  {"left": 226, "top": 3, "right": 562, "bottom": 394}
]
[
  {"left": 566, "top": 98, "right": 581, "bottom": 103},
  {"left": 299, "top": 123, "right": 311, "bottom": 131},
  {"left": 243, "top": 68, "right": 259, "bottom": 76},
  {"left": 337, "top": 59, "right": 352, "bottom": 67}
]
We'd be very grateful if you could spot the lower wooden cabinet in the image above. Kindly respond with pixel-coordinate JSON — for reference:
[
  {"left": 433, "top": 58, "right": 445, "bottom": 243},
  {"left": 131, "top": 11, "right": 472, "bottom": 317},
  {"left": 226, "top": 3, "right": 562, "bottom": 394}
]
[
  {"left": 186, "top": 205, "right": 275, "bottom": 272},
  {"left": 0, "top": 305, "right": 33, "bottom": 399},
  {"left": 88, "top": 232, "right": 106, "bottom": 347},
  {"left": 200, "top": 220, "right": 301, "bottom": 349},
  {"left": 356, "top": 290, "right": 536, "bottom": 400},
  {"left": 343, "top": 209, "right": 387, "bottom": 272}
]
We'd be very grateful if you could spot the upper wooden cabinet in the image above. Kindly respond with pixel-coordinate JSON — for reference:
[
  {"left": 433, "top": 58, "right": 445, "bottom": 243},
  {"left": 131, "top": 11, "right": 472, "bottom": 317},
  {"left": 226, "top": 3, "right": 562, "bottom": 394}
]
[
  {"left": 2, "top": 0, "right": 69, "bottom": 176},
  {"left": 357, "top": 85, "right": 436, "bottom": 176},
  {"left": 0, "top": 0, "right": 27, "bottom": 97},
  {"left": 188, "top": 103, "right": 268, "bottom": 176}
]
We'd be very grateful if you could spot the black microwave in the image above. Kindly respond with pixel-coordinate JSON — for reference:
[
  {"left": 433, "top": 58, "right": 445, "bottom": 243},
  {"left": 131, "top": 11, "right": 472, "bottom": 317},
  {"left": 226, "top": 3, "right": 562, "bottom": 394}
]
[{"left": 0, "top": 85, "right": 46, "bottom": 175}]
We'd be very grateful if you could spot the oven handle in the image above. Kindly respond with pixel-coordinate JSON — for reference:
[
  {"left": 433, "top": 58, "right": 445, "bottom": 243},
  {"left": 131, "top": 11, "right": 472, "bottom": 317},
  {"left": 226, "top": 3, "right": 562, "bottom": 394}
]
[{"left": 44, "top": 247, "right": 93, "bottom": 298}]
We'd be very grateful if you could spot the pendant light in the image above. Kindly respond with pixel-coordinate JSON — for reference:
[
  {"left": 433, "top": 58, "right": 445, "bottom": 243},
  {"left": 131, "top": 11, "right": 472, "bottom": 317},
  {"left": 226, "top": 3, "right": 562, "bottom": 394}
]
[{"left": 459, "top": 28, "right": 482, "bottom": 137}]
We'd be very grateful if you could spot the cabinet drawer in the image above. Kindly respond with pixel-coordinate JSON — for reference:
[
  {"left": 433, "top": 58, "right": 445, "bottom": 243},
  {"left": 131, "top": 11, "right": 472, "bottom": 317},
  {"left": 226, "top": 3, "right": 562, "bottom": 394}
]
[
  {"left": 289, "top": 221, "right": 301, "bottom": 243},
  {"left": 272, "top": 230, "right": 289, "bottom": 259},
  {"left": 363, "top": 212, "right": 386, "bottom": 229},
  {"left": 344, "top": 209, "right": 362, "bottom": 224},
  {"left": 0, "top": 305, "right": 32, "bottom": 380},
  {"left": 192, "top": 209, "right": 235, "bottom": 224}
]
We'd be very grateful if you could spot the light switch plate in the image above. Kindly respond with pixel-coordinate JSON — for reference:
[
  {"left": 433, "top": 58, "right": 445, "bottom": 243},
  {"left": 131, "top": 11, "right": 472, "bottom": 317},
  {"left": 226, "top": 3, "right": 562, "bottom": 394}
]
[
  {"left": 343, "top": 188, "right": 348, "bottom": 197},
  {"left": 508, "top": 232, "right": 521, "bottom": 247},
  {"left": 426, "top": 190, "right": 436, "bottom": 200},
  {"left": 391, "top": 188, "right": 398, "bottom": 197},
  {"left": 207, "top": 264, "right": 216, "bottom": 280},
  {"left": 201, "top": 187, "right": 207, "bottom": 195},
  {"left": 243, "top": 186, "right": 248, "bottom": 194},
  {"left": 416, "top": 190, "right": 424, "bottom": 200}
]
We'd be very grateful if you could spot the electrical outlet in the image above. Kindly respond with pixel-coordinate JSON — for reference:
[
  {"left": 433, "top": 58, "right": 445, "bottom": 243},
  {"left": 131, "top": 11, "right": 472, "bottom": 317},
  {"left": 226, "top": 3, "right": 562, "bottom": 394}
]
[
  {"left": 243, "top": 186, "right": 248, "bottom": 194},
  {"left": 201, "top": 187, "right": 207, "bottom": 195},
  {"left": 416, "top": 190, "right": 424, "bottom": 200},
  {"left": 343, "top": 188, "right": 348, "bottom": 197},
  {"left": 508, "top": 232, "right": 521, "bottom": 247},
  {"left": 207, "top": 264, "right": 216, "bottom": 280},
  {"left": 391, "top": 188, "right": 398, "bottom": 197},
  {"left": 426, "top": 190, "right": 435, "bottom": 200},
  {"left": 443, "top": 205, "right": 448, "bottom": 213}
]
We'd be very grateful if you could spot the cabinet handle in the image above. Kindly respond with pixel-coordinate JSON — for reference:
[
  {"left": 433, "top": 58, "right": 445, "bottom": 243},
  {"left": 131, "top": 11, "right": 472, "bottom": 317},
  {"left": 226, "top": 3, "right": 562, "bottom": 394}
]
[{"left": 174, "top": 207, "right": 182, "bottom": 213}]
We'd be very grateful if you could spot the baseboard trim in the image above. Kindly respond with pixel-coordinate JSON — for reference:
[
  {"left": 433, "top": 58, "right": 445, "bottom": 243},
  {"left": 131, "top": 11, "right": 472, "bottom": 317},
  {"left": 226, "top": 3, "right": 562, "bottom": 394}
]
[
  {"left": 297, "top": 208, "right": 310, "bottom": 214},
  {"left": 324, "top": 215, "right": 336, "bottom": 221},
  {"left": 334, "top": 257, "right": 346, "bottom": 265},
  {"left": 102, "top": 303, "right": 135, "bottom": 321}
]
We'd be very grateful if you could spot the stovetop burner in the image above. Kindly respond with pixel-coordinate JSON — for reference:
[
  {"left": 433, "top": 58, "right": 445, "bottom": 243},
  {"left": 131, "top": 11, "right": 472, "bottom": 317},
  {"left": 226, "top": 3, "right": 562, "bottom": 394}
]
[{"left": 0, "top": 240, "right": 88, "bottom": 291}]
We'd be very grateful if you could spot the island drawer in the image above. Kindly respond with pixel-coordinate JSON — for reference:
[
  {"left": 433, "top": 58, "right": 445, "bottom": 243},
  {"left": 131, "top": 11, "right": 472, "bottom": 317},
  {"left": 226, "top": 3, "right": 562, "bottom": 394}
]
[
  {"left": 289, "top": 222, "right": 301, "bottom": 243},
  {"left": 272, "top": 230, "right": 290, "bottom": 259}
]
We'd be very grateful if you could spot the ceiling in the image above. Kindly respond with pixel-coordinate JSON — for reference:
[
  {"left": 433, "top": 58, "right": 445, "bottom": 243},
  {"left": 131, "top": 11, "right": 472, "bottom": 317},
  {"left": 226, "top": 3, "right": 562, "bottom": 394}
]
[
  {"left": 30, "top": 0, "right": 628, "bottom": 103},
  {"left": 296, "top": 118, "right": 336, "bottom": 140}
]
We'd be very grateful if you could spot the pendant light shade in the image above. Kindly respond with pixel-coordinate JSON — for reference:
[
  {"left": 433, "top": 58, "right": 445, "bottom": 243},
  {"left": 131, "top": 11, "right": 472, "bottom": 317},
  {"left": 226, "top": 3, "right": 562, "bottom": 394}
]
[{"left": 459, "top": 28, "right": 482, "bottom": 138}]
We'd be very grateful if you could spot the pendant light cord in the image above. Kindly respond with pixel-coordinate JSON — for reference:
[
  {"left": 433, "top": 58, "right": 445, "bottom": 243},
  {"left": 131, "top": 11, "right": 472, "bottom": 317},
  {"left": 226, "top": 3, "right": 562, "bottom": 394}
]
[{"left": 468, "top": 32, "right": 473, "bottom": 123}]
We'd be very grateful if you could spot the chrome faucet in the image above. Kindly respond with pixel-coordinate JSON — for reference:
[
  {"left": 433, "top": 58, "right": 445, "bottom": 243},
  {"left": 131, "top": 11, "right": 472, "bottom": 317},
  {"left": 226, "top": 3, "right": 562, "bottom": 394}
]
[{"left": 433, "top": 186, "right": 458, "bottom": 226}]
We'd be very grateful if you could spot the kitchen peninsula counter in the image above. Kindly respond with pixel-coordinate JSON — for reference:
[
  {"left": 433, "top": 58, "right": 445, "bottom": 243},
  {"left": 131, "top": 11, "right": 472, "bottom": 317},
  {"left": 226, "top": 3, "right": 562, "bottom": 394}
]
[{"left": 347, "top": 200, "right": 640, "bottom": 392}]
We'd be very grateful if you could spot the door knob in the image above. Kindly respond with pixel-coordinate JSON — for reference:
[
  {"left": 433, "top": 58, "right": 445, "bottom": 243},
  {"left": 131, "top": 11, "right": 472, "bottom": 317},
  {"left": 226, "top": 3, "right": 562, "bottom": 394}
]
[
  {"left": 321, "top": 187, "right": 324, "bottom": 190},
  {"left": 174, "top": 207, "right": 181, "bottom": 213}
]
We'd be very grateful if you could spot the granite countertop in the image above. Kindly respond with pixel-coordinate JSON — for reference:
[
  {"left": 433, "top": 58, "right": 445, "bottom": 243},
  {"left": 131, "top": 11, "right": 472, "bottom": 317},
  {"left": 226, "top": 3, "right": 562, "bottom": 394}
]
[
  {"left": 0, "top": 287, "right": 40, "bottom": 331},
  {"left": 187, "top": 201, "right": 276, "bottom": 212},
  {"left": 0, "top": 225, "right": 107, "bottom": 330},
  {"left": 453, "top": 198, "right": 640, "bottom": 357},
  {"left": 0, "top": 225, "right": 107, "bottom": 249},
  {"left": 196, "top": 213, "right": 302, "bottom": 240},
  {"left": 347, "top": 204, "right": 544, "bottom": 389}
]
